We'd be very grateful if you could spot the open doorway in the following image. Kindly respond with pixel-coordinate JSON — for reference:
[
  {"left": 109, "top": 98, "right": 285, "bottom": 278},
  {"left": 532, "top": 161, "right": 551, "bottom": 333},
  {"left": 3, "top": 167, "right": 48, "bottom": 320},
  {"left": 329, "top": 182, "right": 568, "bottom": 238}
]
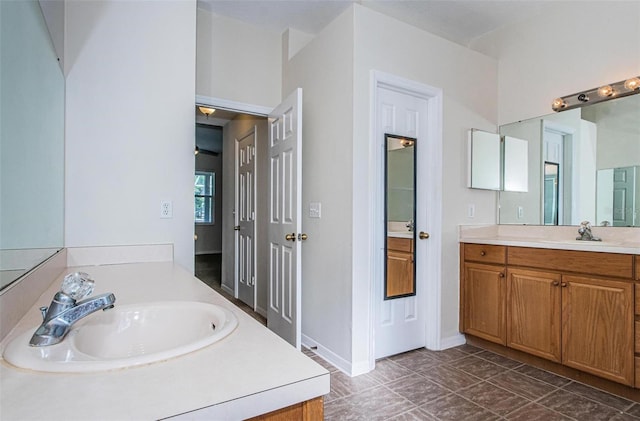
[{"left": 193, "top": 105, "right": 268, "bottom": 325}]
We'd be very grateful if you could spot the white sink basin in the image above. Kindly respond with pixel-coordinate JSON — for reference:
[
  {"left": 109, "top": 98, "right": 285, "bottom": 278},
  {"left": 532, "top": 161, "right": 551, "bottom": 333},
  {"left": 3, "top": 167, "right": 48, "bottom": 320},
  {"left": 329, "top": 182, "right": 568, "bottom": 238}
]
[{"left": 3, "top": 301, "right": 238, "bottom": 373}]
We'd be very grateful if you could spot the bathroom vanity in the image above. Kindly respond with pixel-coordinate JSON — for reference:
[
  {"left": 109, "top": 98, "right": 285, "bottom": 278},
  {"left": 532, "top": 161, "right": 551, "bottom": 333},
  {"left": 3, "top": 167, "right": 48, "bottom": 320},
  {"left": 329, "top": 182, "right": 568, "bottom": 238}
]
[
  {"left": 459, "top": 225, "right": 640, "bottom": 396},
  {"left": 0, "top": 247, "right": 329, "bottom": 420}
]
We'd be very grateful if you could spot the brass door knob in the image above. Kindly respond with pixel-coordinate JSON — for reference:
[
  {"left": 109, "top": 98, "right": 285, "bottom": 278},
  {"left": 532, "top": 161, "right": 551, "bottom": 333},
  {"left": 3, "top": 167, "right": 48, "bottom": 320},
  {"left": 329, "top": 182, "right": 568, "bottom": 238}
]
[
  {"left": 419, "top": 231, "right": 430, "bottom": 240},
  {"left": 233, "top": 225, "right": 241, "bottom": 231},
  {"left": 285, "top": 233, "right": 296, "bottom": 241},
  {"left": 298, "top": 233, "right": 308, "bottom": 241}
]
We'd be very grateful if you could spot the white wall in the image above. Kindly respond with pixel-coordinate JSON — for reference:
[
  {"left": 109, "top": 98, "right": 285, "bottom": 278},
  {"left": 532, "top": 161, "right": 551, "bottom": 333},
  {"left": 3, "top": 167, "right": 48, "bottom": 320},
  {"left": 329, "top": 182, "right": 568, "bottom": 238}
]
[
  {"left": 283, "top": 8, "right": 355, "bottom": 367},
  {"left": 352, "top": 5, "right": 498, "bottom": 369},
  {"left": 196, "top": 8, "right": 281, "bottom": 109},
  {"left": 471, "top": 2, "right": 640, "bottom": 125},
  {"left": 64, "top": 0, "right": 196, "bottom": 272},
  {"left": 1, "top": 0, "right": 64, "bottom": 250}
]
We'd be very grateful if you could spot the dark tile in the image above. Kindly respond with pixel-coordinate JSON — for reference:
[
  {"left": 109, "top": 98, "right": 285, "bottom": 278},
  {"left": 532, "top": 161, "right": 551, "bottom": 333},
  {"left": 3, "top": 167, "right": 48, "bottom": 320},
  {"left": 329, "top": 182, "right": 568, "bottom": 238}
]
[
  {"left": 324, "top": 385, "right": 415, "bottom": 421},
  {"left": 386, "top": 374, "right": 451, "bottom": 405},
  {"left": 610, "top": 413, "right": 640, "bottom": 421},
  {"left": 627, "top": 404, "right": 640, "bottom": 417},
  {"left": 420, "top": 393, "right": 500, "bottom": 421},
  {"left": 309, "top": 354, "right": 339, "bottom": 373},
  {"left": 488, "top": 371, "right": 556, "bottom": 400},
  {"left": 390, "top": 350, "right": 440, "bottom": 372},
  {"left": 326, "top": 371, "right": 380, "bottom": 402},
  {"left": 515, "top": 364, "right": 571, "bottom": 388},
  {"left": 506, "top": 402, "right": 573, "bottom": 421},
  {"left": 418, "top": 365, "right": 482, "bottom": 392},
  {"left": 537, "top": 389, "right": 620, "bottom": 420},
  {"left": 456, "top": 343, "right": 483, "bottom": 354},
  {"left": 421, "top": 347, "right": 469, "bottom": 363},
  {"left": 387, "top": 407, "right": 438, "bottom": 420},
  {"left": 563, "top": 381, "right": 635, "bottom": 411},
  {"left": 368, "top": 358, "right": 414, "bottom": 384},
  {"left": 451, "top": 355, "right": 508, "bottom": 380},
  {"left": 475, "top": 350, "right": 524, "bottom": 369},
  {"left": 458, "top": 381, "right": 531, "bottom": 416}
]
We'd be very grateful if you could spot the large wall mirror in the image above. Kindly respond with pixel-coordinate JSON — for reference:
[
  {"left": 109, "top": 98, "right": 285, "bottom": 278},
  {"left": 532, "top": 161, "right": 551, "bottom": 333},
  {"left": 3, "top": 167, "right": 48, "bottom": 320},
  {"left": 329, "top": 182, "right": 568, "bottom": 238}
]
[
  {"left": 385, "top": 134, "right": 416, "bottom": 300},
  {"left": 499, "top": 93, "right": 639, "bottom": 227},
  {"left": 0, "top": 1, "right": 65, "bottom": 291}
]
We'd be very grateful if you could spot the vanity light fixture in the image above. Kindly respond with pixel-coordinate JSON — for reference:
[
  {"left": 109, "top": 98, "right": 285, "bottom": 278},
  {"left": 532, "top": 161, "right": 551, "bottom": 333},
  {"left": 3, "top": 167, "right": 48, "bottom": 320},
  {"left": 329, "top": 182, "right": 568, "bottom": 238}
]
[
  {"left": 552, "top": 75, "right": 640, "bottom": 112},
  {"left": 198, "top": 106, "right": 215, "bottom": 118}
]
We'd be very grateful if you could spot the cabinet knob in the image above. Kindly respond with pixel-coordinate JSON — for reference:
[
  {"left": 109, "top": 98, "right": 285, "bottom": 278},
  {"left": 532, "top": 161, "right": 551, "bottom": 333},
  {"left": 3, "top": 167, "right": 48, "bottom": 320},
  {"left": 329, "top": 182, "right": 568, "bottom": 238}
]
[
  {"left": 552, "top": 281, "right": 559, "bottom": 287},
  {"left": 561, "top": 282, "right": 567, "bottom": 288},
  {"left": 480, "top": 251, "right": 486, "bottom": 256},
  {"left": 499, "top": 272, "right": 505, "bottom": 278}
]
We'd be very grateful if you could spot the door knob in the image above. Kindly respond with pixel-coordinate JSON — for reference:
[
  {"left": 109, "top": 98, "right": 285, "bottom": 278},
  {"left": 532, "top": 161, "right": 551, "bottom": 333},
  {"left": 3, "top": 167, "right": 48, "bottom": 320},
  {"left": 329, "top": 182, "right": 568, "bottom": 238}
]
[
  {"left": 419, "top": 231, "right": 430, "bottom": 240},
  {"left": 285, "top": 233, "right": 296, "bottom": 241},
  {"left": 298, "top": 233, "right": 308, "bottom": 241},
  {"left": 233, "top": 225, "right": 241, "bottom": 231}
]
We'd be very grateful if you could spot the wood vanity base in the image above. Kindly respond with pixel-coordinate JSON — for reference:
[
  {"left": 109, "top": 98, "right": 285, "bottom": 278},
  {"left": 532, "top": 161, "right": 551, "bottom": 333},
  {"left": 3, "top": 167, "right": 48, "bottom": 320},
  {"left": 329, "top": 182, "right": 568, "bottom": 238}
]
[
  {"left": 467, "top": 336, "right": 640, "bottom": 402},
  {"left": 246, "top": 396, "right": 323, "bottom": 421}
]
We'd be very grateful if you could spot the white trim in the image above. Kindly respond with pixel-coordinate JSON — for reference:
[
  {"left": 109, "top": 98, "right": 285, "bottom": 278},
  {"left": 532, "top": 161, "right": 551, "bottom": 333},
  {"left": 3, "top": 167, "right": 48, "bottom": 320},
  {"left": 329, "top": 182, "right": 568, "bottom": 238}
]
[
  {"left": 196, "top": 95, "right": 273, "bottom": 116},
  {"left": 221, "top": 283, "right": 234, "bottom": 297},
  {"left": 301, "top": 333, "right": 353, "bottom": 376},
  {"left": 369, "top": 71, "right": 444, "bottom": 370},
  {"left": 440, "top": 333, "right": 467, "bottom": 350}
]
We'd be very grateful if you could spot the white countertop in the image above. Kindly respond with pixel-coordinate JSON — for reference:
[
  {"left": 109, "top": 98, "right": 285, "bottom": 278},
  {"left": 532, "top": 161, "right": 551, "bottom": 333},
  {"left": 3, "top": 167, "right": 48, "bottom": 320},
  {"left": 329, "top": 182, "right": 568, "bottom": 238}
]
[
  {"left": 459, "top": 225, "right": 640, "bottom": 255},
  {"left": 0, "top": 262, "right": 329, "bottom": 420}
]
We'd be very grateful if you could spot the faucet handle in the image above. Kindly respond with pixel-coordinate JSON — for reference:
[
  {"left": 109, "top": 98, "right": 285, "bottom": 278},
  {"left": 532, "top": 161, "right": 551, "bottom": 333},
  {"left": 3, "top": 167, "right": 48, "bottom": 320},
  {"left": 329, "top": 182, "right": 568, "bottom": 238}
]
[{"left": 61, "top": 272, "right": 95, "bottom": 300}]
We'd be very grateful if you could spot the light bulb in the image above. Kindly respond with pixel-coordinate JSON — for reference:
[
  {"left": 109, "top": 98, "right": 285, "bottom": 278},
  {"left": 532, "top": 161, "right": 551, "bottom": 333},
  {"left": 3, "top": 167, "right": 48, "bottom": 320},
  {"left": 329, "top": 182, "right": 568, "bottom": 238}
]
[
  {"left": 551, "top": 98, "right": 566, "bottom": 111},
  {"left": 624, "top": 77, "right": 640, "bottom": 91},
  {"left": 597, "top": 85, "right": 614, "bottom": 97}
]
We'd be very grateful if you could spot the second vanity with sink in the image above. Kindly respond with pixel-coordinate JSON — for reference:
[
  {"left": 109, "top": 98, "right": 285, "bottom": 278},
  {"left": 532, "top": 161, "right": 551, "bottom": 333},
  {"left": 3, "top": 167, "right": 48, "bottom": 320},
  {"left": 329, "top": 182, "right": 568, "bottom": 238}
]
[
  {"left": 459, "top": 224, "right": 640, "bottom": 395},
  {"left": 0, "top": 246, "right": 329, "bottom": 420}
]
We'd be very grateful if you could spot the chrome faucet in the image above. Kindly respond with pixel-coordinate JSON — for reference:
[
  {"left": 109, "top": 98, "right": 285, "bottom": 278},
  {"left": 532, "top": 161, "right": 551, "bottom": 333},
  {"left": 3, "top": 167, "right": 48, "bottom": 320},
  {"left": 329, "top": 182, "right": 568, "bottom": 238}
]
[
  {"left": 576, "top": 221, "right": 601, "bottom": 242},
  {"left": 30, "top": 272, "right": 116, "bottom": 347},
  {"left": 405, "top": 219, "right": 415, "bottom": 232}
]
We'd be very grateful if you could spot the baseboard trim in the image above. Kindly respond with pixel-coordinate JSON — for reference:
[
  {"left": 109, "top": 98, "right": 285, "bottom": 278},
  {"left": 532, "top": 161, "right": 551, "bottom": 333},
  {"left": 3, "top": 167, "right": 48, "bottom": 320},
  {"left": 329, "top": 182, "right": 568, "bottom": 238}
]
[
  {"left": 302, "top": 333, "right": 355, "bottom": 376},
  {"left": 439, "top": 333, "right": 466, "bottom": 350}
]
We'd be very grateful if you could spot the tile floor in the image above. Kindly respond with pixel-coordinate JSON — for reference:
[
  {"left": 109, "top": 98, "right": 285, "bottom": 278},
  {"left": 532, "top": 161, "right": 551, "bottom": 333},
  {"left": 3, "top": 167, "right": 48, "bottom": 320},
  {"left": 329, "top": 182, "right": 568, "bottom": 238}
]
[
  {"left": 303, "top": 345, "right": 640, "bottom": 420},
  {"left": 195, "top": 254, "right": 639, "bottom": 420}
]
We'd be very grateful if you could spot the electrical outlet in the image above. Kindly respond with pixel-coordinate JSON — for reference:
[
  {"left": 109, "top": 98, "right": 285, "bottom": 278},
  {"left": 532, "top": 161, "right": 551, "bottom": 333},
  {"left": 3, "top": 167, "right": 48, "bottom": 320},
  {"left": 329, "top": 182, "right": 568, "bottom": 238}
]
[
  {"left": 309, "top": 202, "right": 321, "bottom": 218},
  {"left": 517, "top": 206, "right": 524, "bottom": 219},
  {"left": 160, "top": 200, "right": 173, "bottom": 218}
]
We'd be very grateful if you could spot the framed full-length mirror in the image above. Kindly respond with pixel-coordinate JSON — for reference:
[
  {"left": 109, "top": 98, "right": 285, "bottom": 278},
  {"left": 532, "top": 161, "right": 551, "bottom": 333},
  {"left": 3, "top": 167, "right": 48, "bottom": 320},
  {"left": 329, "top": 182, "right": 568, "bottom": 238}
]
[
  {"left": 499, "top": 93, "right": 639, "bottom": 227},
  {"left": 0, "top": 1, "right": 64, "bottom": 291},
  {"left": 384, "top": 134, "right": 416, "bottom": 300}
]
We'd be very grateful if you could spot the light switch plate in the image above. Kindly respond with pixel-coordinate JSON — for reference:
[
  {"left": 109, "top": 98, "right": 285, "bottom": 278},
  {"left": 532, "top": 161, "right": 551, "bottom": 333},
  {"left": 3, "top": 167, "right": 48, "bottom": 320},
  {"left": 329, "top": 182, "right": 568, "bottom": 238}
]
[{"left": 309, "top": 202, "right": 321, "bottom": 218}]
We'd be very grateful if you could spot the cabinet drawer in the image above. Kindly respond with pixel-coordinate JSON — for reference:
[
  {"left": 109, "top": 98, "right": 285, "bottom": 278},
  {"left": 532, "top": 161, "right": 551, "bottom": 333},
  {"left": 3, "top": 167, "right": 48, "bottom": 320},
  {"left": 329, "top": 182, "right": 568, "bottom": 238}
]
[
  {"left": 508, "top": 247, "right": 633, "bottom": 279},
  {"left": 463, "top": 244, "right": 506, "bottom": 264},
  {"left": 388, "top": 237, "right": 413, "bottom": 253}
]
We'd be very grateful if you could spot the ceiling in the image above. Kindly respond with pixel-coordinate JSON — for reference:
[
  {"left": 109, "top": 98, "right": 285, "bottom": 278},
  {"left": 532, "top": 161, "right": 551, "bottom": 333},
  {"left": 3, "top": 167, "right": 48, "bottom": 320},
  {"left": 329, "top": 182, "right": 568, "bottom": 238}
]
[{"left": 197, "top": 0, "right": 552, "bottom": 47}]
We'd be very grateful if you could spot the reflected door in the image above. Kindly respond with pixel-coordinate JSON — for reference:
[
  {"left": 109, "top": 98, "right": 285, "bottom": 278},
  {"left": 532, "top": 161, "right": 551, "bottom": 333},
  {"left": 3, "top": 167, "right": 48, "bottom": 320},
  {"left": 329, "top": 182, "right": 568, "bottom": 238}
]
[{"left": 236, "top": 128, "right": 256, "bottom": 308}]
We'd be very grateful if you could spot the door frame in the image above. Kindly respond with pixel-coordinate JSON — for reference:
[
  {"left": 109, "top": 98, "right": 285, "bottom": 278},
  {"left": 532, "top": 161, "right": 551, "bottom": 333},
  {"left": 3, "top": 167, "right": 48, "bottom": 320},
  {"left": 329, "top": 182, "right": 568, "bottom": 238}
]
[
  {"left": 196, "top": 95, "right": 270, "bottom": 302},
  {"left": 368, "top": 71, "right": 443, "bottom": 370}
]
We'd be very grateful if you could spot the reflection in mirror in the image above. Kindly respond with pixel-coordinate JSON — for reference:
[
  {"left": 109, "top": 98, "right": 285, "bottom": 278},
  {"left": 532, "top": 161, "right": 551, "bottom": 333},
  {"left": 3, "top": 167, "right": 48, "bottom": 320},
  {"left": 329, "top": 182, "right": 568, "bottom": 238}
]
[
  {"left": 0, "top": 1, "right": 64, "bottom": 290},
  {"left": 544, "top": 163, "right": 559, "bottom": 225},
  {"left": 385, "top": 134, "right": 416, "bottom": 300},
  {"left": 499, "top": 94, "right": 640, "bottom": 226},
  {"left": 467, "top": 129, "right": 501, "bottom": 190}
]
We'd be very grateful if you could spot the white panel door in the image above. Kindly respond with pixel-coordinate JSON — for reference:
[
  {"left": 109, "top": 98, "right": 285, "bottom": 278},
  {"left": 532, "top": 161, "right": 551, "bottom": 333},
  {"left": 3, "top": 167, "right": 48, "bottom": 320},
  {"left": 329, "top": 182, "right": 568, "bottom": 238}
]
[
  {"left": 267, "top": 88, "right": 302, "bottom": 348},
  {"left": 236, "top": 128, "right": 256, "bottom": 308},
  {"left": 613, "top": 166, "right": 636, "bottom": 226},
  {"left": 375, "top": 87, "right": 427, "bottom": 359}
]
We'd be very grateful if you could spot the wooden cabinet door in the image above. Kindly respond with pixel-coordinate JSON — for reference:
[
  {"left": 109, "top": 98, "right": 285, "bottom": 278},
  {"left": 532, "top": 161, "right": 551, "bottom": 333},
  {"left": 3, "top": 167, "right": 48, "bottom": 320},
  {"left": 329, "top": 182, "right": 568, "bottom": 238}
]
[
  {"left": 562, "top": 275, "right": 634, "bottom": 386},
  {"left": 462, "top": 262, "right": 506, "bottom": 345},
  {"left": 386, "top": 250, "right": 414, "bottom": 297},
  {"left": 506, "top": 268, "right": 562, "bottom": 363}
]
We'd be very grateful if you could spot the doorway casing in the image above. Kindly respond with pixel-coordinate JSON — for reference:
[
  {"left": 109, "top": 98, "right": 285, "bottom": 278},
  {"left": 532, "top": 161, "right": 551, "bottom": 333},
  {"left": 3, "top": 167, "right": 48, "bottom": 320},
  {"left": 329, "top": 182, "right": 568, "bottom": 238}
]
[{"left": 367, "top": 71, "right": 446, "bottom": 373}]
